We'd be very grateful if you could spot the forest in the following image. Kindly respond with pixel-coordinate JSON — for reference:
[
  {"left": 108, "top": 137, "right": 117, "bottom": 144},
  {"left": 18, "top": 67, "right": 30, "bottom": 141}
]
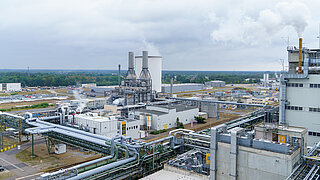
[{"left": 0, "top": 70, "right": 275, "bottom": 87}]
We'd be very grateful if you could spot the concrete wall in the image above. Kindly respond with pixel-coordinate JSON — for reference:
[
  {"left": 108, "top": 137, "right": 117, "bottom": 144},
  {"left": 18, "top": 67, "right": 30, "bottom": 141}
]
[
  {"left": 284, "top": 74, "right": 320, "bottom": 145},
  {"left": 216, "top": 142, "right": 301, "bottom": 180}
]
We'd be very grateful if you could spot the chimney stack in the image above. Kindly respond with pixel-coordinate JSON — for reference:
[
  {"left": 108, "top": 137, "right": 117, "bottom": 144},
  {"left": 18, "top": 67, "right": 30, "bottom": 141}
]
[
  {"left": 298, "top": 38, "right": 303, "bottom": 74},
  {"left": 126, "top": 52, "right": 136, "bottom": 79}
]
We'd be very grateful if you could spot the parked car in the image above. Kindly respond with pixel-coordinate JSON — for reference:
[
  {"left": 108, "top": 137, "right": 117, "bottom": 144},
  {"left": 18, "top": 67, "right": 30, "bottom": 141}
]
[{"left": 0, "top": 165, "right": 5, "bottom": 172}]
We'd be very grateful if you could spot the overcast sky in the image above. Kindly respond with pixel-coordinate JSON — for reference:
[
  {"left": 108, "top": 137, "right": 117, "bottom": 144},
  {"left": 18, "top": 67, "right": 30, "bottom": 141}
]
[{"left": 0, "top": 0, "right": 319, "bottom": 71}]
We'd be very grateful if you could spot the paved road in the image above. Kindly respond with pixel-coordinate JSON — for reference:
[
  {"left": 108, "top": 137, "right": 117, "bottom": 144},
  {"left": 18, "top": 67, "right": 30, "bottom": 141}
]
[{"left": 0, "top": 138, "right": 45, "bottom": 180}]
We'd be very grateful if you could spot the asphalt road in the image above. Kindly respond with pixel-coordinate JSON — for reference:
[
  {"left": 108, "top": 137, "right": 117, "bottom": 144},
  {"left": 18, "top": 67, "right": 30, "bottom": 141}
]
[{"left": 0, "top": 138, "right": 45, "bottom": 180}]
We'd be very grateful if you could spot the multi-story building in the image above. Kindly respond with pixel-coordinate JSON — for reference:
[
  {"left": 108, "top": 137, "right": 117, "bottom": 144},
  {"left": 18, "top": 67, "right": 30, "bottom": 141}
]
[
  {"left": 0, "top": 83, "right": 21, "bottom": 92},
  {"left": 280, "top": 38, "right": 320, "bottom": 145}
]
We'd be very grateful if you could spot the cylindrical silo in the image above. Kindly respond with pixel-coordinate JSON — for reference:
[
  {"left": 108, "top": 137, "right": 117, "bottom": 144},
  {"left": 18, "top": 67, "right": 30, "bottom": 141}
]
[{"left": 135, "top": 54, "right": 162, "bottom": 92}]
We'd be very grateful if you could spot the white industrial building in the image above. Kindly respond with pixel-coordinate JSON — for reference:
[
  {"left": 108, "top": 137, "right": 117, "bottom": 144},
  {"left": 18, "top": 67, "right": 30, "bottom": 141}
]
[
  {"left": 135, "top": 55, "right": 162, "bottom": 92},
  {"left": 280, "top": 38, "right": 320, "bottom": 146},
  {"left": 210, "top": 125, "right": 306, "bottom": 180},
  {"left": 70, "top": 98, "right": 108, "bottom": 110},
  {"left": 81, "top": 83, "right": 97, "bottom": 88},
  {"left": 0, "top": 83, "right": 21, "bottom": 92},
  {"left": 118, "top": 119, "right": 143, "bottom": 139},
  {"left": 205, "top": 80, "right": 225, "bottom": 88},
  {"left": 135, "top": 104, "right": 199, "bottom": 131},
  {"left": 75, "top": 113, "right": 118, "bottom": 138},
  {"left": 161, "top": 83, "right": 204, "bottom": 94}
]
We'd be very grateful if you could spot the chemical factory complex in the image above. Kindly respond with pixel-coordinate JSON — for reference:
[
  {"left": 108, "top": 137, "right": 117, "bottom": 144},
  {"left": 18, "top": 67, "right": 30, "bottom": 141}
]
[{"left": 0, "top": 35, "right": 320, "bottom": 180}]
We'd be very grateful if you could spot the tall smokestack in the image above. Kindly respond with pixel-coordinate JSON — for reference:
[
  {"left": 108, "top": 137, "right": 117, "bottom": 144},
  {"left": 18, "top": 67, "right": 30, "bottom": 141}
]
[
  {"left": 129, "top": 52, "right": 134, "bottom": 71},
  {"left": 298, "top": 38, "right": 303, "bottom": 74},
  {"left": 118, "top": 64, "right": 121, "bottom": 87},
  {"left": 142, "top": 51, "right": 148, "bottom": 69},
  {"left": 170, "top": 77, "right": 173, "bottom": 97},
  {"left": 139, "top": 51, "right": 151, "bottom": 80},
  {"left": 126, "top": 52, "right": 136, "bottom": 79}
]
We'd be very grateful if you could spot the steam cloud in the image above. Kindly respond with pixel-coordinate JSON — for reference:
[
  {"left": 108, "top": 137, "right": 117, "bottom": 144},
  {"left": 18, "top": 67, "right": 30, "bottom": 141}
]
[
  {"left": 141, "top": 39, "right": 161, "bottom": 55},
  {"left": 211, "top": 1, "right": 310, "bottom": 45},
  {"left": 73, "top": 89, "right": 86, "bottom": 113}
]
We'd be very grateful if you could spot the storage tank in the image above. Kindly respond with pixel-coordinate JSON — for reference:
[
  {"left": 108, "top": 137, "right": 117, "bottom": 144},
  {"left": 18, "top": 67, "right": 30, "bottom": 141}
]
[{"left": 135, "top": 54, "right": 162, "bottom": 92}]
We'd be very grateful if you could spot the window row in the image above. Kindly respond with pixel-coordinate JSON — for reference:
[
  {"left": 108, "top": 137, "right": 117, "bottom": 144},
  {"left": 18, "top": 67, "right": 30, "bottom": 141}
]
[
  {"left": 127, "top": 125, "right": 139, "bottom": 130},
  {"left": 310, "top": 84, "right": 320, "bottom": 88},
  {"left": 285, "top": 105, "right": 303, "bottom": 111},
  {"left": 309, "top": 107, "right": 320, "bottom": 112},
  {"left": 308, "top": 131, "right": 320, "bottom": 137},
  {"left": 287, "top": 83, "right": 303, "bottom": 87}
]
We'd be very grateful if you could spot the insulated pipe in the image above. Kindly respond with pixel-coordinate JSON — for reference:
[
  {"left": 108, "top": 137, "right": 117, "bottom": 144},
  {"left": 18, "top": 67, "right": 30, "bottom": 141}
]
[
  {"left": 298, "top": 38, "right": 303, "bottom": 74},
  {"left": 145, "top": 136, "right": 173, "bottom": 146},
  {"left": 169, "top": 129, "right": 194, "bottom": 136},
  {"left": 41, "top": 155, "right": 113, "bottom": 178},
  {"left": 68, "top": 155, "right": 137, "bottom": 180},
  {"left": 29, "top": 119, "right": 112, "bottom": 141}
]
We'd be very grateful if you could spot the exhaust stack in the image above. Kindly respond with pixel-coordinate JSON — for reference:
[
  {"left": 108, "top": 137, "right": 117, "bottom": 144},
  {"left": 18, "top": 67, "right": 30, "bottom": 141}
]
[
  {"left": 126, "top": 52, "right": 136, "bottom": 79},
  {"left": 298, "top": 38, "right": 303, "bottom": 74},
  {"left": 139, "top": 51, "right": 151, "bottom": 80}
]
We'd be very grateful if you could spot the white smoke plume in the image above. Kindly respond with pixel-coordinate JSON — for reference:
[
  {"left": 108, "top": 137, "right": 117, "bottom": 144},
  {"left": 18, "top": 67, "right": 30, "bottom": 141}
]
[
  {"left": 211, "top": 1, "right": 310, "bottom": 45},
  {"left": 141, "top": 38, "right": 161, "bottom": 55},
  {"left": 73, "top": 88, "right": 86, "bottom": 113}
]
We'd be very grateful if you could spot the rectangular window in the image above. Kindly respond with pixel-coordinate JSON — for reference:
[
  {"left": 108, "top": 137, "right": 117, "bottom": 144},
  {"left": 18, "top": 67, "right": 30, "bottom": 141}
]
[
  {"left": 294, "top": 106, "right": 298, "bottom": 110},
  {"left": 315, "top": 84, "right": 318, "bottom": 88},
  {"left": 309, "top": 131, "right": 313, "bottom": 135},
  {"left": 317, "top": 133, "right": 320, "bottom": 137},
  {"left": 313, "top": 132, "right": 317, "bottom": 136},
  {"left": 299, "top": 107, "right": 303, "bottom": 111},
  {"left": 299, "top": 84, "right": 303, "bottom": 87},
  {"left": 310, "top": 84, "right": 314, "bottom": 88}
]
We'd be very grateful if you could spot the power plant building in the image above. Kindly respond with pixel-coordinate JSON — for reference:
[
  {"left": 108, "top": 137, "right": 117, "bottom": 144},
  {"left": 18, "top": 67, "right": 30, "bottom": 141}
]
[{"left": 280, "top": 38, "right": 320, "bottom": 145}]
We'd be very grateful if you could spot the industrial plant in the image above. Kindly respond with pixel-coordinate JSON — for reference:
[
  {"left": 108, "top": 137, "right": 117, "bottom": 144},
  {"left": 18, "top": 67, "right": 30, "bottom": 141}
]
[{"left": 0, "top": 36, "right": 319, "bottom": 180}]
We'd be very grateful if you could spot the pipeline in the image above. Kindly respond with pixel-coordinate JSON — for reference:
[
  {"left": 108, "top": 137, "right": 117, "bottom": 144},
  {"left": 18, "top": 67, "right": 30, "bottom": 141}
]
[{"left": 68, "top": 155, "right": 137, "bottom": 180}]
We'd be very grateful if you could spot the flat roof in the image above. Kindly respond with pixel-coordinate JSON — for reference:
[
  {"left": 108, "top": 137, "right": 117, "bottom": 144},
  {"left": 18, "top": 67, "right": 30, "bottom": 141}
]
[
  {"left": 155, "top": 104, "right": 198, "bottom": 112},
  {"left": 138, "top": 109, "right": 168, "bottom": 116}
]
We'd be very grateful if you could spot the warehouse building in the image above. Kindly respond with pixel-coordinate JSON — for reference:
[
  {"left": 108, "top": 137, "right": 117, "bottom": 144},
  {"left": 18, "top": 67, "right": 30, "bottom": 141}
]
[
  {"left": 135, "top": 104, "right": 199, "bottom": 130},
  {"left": 161, "top": 83, "right": 204, "bottom": 93},
  {"left": 0, "top": 83, "right": 21, "bottom": 92},
  {"left": 205, "top": 80, "right": 225, "bottom": 88}
]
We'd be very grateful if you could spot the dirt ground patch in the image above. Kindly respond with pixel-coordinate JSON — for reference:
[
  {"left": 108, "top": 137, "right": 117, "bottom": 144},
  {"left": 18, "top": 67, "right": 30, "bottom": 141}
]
[
  {"left": 0, "top": 170, "right": 14, "bottom": 179},
  {"left": 16, "top": 144, "right": 102, "bottom": 171}
]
